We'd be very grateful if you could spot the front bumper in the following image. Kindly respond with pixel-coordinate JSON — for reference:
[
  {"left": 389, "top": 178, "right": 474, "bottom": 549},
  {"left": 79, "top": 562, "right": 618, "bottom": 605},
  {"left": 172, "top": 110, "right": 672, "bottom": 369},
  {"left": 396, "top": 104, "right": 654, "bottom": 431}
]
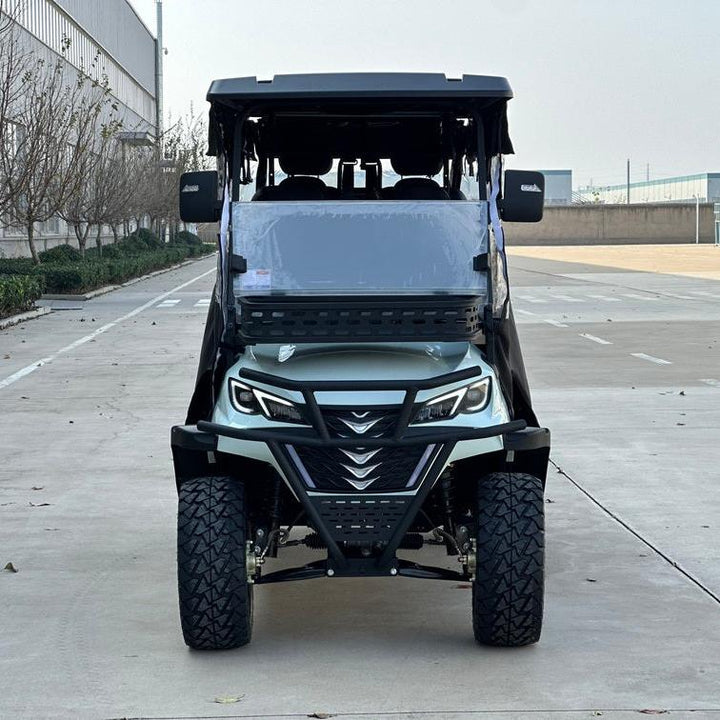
[
  {"left": 171, "top": 421, "right": 548, "bottom": 454},
  {"left": 170, "top": 366, "right": 550, "bottom": 580}
]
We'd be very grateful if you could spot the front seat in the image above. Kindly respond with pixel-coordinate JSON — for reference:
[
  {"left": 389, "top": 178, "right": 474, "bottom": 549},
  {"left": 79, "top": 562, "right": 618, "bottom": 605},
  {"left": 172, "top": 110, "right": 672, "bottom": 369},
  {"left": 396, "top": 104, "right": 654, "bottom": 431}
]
[
  {"left": 253, "top": 152, "right": 338, "bottom": 200},
  {"left": 381, "top": 151, "right": 450, "bottom": 200}
]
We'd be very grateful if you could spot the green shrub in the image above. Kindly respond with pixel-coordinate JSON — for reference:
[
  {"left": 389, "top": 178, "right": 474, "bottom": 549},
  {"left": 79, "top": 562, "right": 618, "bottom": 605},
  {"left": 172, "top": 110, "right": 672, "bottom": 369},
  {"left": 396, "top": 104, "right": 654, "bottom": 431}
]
[
  {"left": 0, "top": 257, "right": 36, "bottom": 275},
  {"left": 39, "top": 263, "right": 108, "bottom": 293},
  {"left": 117, "top": 228, "right": 162, "bottom": 253},
  {"left": 2, "top": 233, "right": 209, "bottom": 296},
  {"left": 0, "top": 274, "right": 43, "bottom": 317},
  {"left": 172, "top": 230, "right": 202, "bottom": 246},
  {"left": 38, "top": 244, "right": 82, "bottom": 263}
]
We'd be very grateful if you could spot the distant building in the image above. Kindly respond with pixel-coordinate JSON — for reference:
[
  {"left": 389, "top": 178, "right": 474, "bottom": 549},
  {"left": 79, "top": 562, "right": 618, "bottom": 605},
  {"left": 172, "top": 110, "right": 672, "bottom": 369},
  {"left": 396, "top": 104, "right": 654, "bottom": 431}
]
[
  {"left": 1, "top": 0, "right": 158, "bottom": 256},
  {"left": 578, "top": 173, "right": 720, "bottom": 204},
  {"left": 540, "top": 170, "right": 572, "bottom": 205}
]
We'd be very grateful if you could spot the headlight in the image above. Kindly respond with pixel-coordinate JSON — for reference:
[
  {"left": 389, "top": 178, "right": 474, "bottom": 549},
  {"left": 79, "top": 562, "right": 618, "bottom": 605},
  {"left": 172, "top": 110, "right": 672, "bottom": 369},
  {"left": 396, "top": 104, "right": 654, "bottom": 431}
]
[
  {"left": 413, "top": 377, "right": 491, "bottom": 424},
  {"left": 229, "top": 379, "right": 305, "bottom": 424},
  {"left": 462, "top": 378, "right": 492, "bottom": 413}
]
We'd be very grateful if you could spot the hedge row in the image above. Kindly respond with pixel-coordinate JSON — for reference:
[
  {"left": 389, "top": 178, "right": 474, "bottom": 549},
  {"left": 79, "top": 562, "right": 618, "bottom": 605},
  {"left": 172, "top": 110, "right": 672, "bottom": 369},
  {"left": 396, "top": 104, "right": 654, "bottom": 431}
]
[
  {"left": 0, "top": 274, "right": 44, "bottom": 319},
  {"left": 0, "top": 231, "right": 215, "bottom": 314},
  {"left": 41, "top": 247, "right": 194, "bottom": 293}
]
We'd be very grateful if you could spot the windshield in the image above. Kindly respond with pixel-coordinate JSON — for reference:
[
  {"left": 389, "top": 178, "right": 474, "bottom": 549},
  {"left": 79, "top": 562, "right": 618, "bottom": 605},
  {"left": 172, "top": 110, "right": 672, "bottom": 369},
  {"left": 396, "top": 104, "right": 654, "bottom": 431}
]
[{"left": 232, "top": 201, "right": 488, "bottom": 297}]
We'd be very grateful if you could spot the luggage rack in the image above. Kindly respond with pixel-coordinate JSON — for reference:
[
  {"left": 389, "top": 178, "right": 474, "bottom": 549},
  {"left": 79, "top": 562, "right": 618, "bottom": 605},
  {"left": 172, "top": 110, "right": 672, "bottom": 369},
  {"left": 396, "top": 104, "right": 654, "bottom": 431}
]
[{"left": 236, "top": 295, "right": 486, "bottom": 344}]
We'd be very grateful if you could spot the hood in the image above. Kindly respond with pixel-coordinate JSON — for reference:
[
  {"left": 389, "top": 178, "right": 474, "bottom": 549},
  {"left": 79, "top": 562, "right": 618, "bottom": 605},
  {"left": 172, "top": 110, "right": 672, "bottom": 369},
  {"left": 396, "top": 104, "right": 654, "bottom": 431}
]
[{"left": 243, "top": 342, "right": 484, "bottom": 383}]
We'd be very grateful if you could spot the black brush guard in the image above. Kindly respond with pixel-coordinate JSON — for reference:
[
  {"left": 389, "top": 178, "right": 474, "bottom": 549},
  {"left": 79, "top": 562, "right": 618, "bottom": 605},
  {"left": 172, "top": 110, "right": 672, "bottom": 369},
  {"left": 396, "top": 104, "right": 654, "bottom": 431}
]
[{"left": 173, "top": 367, "right": 550, "bottom": 583}]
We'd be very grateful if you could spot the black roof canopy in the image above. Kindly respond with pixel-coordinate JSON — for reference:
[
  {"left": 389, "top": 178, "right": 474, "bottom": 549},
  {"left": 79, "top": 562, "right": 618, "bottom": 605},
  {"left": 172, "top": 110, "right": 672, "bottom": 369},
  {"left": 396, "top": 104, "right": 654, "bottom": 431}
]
[
  {"left": 205, "top": 73, "right": 515, "bottom": 160},
  {"left": 207, "top": 73, "right": 513, "bottom": 110}
]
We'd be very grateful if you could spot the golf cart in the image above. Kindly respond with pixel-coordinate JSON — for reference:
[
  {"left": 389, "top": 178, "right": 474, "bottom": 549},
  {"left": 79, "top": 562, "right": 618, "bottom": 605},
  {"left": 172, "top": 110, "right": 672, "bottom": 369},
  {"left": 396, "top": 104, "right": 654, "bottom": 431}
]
[{"left": 172, "top": 73, "right": 550, "bottom": 650}]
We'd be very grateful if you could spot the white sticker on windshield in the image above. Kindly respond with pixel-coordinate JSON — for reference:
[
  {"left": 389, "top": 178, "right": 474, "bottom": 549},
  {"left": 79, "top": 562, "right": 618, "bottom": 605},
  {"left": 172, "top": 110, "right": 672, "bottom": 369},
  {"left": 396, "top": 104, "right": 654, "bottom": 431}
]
[{"left": 243, "top": 269, "right": 272, "bottom": 290}]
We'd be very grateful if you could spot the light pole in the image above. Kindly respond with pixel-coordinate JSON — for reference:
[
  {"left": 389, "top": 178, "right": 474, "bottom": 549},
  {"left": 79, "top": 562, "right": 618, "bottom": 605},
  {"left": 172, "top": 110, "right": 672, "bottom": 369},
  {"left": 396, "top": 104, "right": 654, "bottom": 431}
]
[
  {"left": 692, "top": 194, "right": 700, "bottom": 244},
  {"left": 155, "top": 1, "right": 164, "bottom": 145}
]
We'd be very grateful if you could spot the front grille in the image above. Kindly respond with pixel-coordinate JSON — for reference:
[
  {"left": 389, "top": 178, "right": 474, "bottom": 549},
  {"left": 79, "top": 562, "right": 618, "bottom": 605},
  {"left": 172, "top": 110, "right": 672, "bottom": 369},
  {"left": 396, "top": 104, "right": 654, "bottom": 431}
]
[
  {"left": 287, "top": 406, "right": 439, "bottom": 493},
  {"left": 293, "top": 443, "right": 434, "bottom": 492},
  {"left": 310, "top": 495, "right": 410, "bottom": 542},
  {"left": 322, "top": 407, "right": 400, "bottom": 439}
]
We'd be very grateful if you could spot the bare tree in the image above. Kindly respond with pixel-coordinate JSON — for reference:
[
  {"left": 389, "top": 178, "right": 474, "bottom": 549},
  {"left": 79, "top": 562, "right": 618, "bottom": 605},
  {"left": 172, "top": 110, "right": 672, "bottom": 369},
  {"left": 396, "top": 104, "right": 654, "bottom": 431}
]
[
  {"left": 0, "top": 32, "right": 121, "bottom": 263},
  {"left": 121, "top": 110, "right": 213, "bottom": 239},
  {"left": 59, "top": 130, "right": 130, "bottom": 257},
  {"left": 0, "top": 0, "right": 31, "bottom": 219}
]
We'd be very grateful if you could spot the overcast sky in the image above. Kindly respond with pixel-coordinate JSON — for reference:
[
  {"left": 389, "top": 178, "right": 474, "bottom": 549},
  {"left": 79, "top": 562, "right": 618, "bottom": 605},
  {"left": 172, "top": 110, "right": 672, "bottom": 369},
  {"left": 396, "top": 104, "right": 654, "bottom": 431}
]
[{"left": 130, "top": 0, "right": 720, "bottom": 188}]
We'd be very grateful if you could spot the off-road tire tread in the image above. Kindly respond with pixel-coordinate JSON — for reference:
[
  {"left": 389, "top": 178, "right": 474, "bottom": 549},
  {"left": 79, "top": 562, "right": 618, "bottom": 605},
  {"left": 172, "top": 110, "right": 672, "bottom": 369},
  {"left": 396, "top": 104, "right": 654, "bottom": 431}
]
[
  {"left": 472, "top": 471, "right": 544, "bottom": 647},
  {"left": 177, "top": 476, "right": 253, "bottom": 650}
]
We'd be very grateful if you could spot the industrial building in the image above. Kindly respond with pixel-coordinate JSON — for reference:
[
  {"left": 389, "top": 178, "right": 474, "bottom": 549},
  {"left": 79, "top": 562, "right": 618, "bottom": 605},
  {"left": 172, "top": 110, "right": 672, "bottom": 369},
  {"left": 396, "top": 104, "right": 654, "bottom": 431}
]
[
  {"left": 577, "top": 173, "right": 720, "bottom": 205},
  {"left": 1, "top": 0, "right": 159, "bottom": 256}
]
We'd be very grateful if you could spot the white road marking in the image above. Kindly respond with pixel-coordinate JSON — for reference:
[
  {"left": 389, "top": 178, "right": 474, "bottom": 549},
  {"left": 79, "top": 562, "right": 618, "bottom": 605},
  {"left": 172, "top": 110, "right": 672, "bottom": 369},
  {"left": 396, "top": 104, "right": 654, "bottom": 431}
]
[
  {"left": 631, "top": 353, "right": 672, "bottom": 365},
  {"left": 194, "top": 298, "right": 211, "bottom": 307},
  {"left": 515, "top": 309, "right": 537, "bottom": 316},
  {"left": 549, "top": 293, "right": 583, "bottom": 303},
  {"left": 0, "top": 267, "right": 215, "bottom": 391},
  {"left": 515, "top": 294, "right": 546, "bottom": 304},
  {"left": 690, "top": 291, "right": 720, "bottom": 299},
  {"left": 587, "top": 294, "right": 621, "bottom": 302},
  {"left": 699, "top": 378, "right": 720, "bottom": 388},
  {"left": 580, "top": 333, "right": 613, "bottom": 345},
  {"left": 621, "top": 293, "right": 656, "bottom": 301},
  {"left": 543, "top": 319, "right": 569, "bottom": 328},
  {"left": 0, "top": 358, "right": 53, "bottom": 390},
  {"left": 157, "top": 299, "right": 181, "bottom": 307}
]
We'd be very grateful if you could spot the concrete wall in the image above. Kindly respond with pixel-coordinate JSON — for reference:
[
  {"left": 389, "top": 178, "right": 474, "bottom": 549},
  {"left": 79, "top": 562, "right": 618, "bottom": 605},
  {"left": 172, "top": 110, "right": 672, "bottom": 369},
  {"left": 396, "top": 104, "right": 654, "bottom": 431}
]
[{"left": 505, "top": 203, "right": 717, "bottom": 245}]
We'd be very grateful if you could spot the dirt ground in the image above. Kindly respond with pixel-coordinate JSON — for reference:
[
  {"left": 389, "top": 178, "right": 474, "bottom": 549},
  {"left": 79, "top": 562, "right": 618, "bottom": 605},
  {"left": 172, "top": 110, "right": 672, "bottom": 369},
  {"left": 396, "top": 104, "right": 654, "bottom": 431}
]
[{"left": 507, "top": 243, "right": 720, "bottom": 280}]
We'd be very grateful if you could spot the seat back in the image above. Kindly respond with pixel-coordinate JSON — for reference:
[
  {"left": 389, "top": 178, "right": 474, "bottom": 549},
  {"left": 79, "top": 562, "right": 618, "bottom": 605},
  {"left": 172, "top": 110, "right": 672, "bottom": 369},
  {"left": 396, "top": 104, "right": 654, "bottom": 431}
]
[
  {"left": 384, "top": 151, "right": 449, "bottom": 200},
  {"left": 253, "top": 152, "right": 336, "bottom": 200}
]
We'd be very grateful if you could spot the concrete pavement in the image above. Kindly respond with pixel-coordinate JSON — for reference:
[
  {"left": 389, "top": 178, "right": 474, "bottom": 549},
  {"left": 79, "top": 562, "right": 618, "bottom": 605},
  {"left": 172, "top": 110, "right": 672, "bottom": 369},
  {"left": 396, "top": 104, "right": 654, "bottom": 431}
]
[{"left": 1, "top": 254, "right": 719, "bottom": 719}]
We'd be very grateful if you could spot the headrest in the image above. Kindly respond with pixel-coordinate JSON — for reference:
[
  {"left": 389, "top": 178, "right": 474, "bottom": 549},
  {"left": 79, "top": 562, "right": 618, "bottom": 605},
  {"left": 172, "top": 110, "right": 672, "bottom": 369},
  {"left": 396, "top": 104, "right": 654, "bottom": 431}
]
[
  {"left": 278, "top": 152, "right": 333, "bottom": 176},
  {"left": 390, "top": 151, "right": 443, "bottom": 177}
]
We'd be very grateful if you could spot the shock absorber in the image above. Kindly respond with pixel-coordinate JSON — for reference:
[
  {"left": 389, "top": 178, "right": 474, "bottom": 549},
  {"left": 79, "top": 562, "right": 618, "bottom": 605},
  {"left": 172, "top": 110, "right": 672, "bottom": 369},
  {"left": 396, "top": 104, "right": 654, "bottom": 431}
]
[{"left": 440, "top": 468, "right": 458, "bottom": 556}]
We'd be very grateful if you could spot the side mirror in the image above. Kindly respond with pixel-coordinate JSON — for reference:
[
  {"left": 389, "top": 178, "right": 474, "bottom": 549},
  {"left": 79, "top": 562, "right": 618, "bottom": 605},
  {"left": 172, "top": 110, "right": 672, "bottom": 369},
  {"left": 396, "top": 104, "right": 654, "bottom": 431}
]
[
  {"left": 501, "top": 170, "right": 544, "bottom": 223},
  {"left": 179, "top": 170, "right": 221, "bottom": 223}
]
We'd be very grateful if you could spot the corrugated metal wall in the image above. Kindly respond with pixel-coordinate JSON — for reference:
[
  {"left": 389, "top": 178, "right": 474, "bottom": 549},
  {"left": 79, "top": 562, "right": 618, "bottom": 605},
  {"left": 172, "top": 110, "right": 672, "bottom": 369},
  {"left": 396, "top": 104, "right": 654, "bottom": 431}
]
[{"left": 53, "top": 0, "right": 156, "bottom": 94}]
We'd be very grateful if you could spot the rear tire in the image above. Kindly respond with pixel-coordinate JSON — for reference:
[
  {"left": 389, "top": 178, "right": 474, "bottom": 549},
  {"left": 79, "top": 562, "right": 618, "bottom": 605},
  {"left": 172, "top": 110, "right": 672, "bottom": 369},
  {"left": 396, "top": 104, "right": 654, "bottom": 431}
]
[
  {"left": 472, "top": 471, "right": 544, "bottom": 647},
  {"left": 177, "top": 476, "right": 253, "bottom": 650}
]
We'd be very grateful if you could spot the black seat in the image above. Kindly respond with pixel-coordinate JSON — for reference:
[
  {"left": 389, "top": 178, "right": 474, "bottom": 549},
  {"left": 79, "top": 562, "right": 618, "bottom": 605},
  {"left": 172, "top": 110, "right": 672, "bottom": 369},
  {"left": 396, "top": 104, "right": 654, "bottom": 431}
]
[
  {"left": 253, "top": 152, "right": 338, "bottom": 200},
  {"left": 382, "top": 151, "right": 450, "bottom": 200}
]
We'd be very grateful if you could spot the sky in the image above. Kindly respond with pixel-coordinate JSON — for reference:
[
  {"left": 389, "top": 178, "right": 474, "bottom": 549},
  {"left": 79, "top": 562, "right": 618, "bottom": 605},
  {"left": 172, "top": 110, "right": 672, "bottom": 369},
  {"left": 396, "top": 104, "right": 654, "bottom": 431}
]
[{"left": 130, "top": 0, "right": 720, "bottom": 188}]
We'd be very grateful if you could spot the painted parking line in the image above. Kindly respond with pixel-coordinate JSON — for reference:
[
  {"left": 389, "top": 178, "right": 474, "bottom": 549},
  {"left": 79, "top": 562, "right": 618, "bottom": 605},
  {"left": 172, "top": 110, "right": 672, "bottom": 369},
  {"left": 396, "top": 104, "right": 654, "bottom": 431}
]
[
  {"left": 543, "top": 319, "right": 568, "bottom": 328},
  {"left": 515, "top": 295, "right": 547, "bottom": 304},
  {"left": 0, "top": 267, "right": 215, "bottom": 391},
  {"left": 621, "top": 293, "right": 657, "bottom": 301},
  {"left": 631, "top": 353, "right": 672, "bottom": 366},
  {"left": 549, "top": 294, "right": 583, "bottom": 303},
  {"left": 194, "top": 298, "right": 211, "bottom": 307},
  {"left": 587, "top": 294, "right": 621, "bottom": 302},
  {"left": 699, "top": 378, "right": 720, "bottom": 388},
  {"left": 157, "top": 299, "right": 181, "bottom": 307},
  {"left": 580, "top": 333, "right": 613, "bottom": 345}
]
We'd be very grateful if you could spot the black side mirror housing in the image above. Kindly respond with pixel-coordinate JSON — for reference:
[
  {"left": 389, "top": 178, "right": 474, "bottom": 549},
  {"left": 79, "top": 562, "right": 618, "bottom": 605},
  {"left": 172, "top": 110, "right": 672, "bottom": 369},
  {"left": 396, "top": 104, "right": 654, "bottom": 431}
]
[
  {"left": 179, "top": 171, "right": 221, "bottom": 223},
  {"left": 500, "top": 170, "right": 545, "bottom": 223}
]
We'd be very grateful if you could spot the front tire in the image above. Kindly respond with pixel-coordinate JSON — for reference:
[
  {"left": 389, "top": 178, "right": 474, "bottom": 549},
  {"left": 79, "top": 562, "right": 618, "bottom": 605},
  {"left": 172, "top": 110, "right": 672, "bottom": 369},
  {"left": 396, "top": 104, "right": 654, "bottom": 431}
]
[
  {"left": 177, "top": 476, "right": 253, "bottom": 650},
  {"left": 472, "top": 472, "right": 544, "bottom": 647}
]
